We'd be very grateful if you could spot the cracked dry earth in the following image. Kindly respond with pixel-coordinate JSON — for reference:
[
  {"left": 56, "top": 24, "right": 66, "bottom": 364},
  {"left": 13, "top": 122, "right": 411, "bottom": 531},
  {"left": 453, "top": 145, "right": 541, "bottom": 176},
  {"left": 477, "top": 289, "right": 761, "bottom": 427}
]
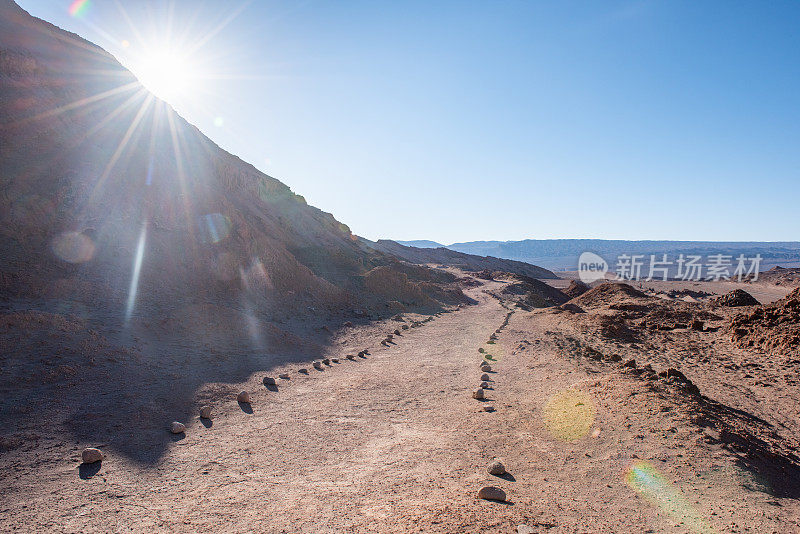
[{"left": 2, "top": 280, "right": 800, "bottom": 533}]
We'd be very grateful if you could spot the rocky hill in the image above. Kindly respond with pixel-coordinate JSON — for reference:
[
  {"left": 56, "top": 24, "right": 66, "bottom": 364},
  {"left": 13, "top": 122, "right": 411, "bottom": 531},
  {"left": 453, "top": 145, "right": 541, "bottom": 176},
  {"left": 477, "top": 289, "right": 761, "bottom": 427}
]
[
  {"left": 0, "top": 0, "right": 465, "bottom": 326},
  {"left": 368, "top": 239, "right": 559, "bottom": 279}
]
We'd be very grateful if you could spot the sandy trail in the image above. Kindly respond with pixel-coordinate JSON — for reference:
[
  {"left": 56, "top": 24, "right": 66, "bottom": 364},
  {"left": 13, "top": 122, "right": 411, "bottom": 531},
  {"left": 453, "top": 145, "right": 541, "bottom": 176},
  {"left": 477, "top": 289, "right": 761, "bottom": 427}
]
[
  {"left": 3, "top": 281, "right": 799, "bottom": 533},
  {"left": 2, "top": 283, "right": 516, "bottom": 532}
]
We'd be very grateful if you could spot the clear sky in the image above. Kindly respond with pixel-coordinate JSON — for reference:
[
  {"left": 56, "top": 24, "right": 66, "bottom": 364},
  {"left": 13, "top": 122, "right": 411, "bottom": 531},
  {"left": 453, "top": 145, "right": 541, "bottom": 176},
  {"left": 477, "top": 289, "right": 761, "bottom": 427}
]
[{"left": 16, "top": 0, "right": 800, "bottom": 244}]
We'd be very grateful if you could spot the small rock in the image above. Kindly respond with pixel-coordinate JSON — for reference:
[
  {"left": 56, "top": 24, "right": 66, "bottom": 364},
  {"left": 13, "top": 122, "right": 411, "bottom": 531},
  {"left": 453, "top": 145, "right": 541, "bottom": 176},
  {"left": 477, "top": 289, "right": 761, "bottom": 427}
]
[
  {"left": 170, "top": 421, "right": 186, "bottom": 434},
  {"left": 480, "top": 381, "right": 489, "bottom": 388},
  {"left": 81, "top": 447, "right": 104, "bottom": 464},
  {"left": 331, "top": 358, "right": 339, "bottom": 363},
  {"left": 313, "top": 361, "right": 323, "bottom": 370},
  {"left": 478, "top": 348, "right": 485, "bottom": 353},
  {"left": 199, "top": 406, "right": 213, "bottom": 419},
  {"left": 472, "top": 388, "right": 485, "bottom": 400},
  {"left": 322, "top": 358, "right": 331, "bottom": 365},
  {"left": 477, "top": 486, "right": 506, "bottom": 501},
  {"left": 488, "top": 459, "right": 506, "bottom": 475},
  {"left": 237, "top": 391, "right": 251, "bottom": 403},
  {"left": 279, "top": 373, "right": 291, "bottom": 379},
  {"left": 346, "top": 355, "right": 356, "bottom": 360},
  {"left": 480, "top": 373, "right": 490, "bottom": 381},
  {"left": 483, "top": 405, "right": 495, "bottom": 412},
  {"left": 401, "top": 324, "right": 409, "bottom": 330},
  {"left": 480, "top": 364, "right": 492, "bottom": 372},
  {"left": 622, "top": 359, "right": 637, "bottom": 368},
  {"left": 263, "top": 377, "right": 276, "bottom": 386},
  {"left": 298, "top": 368, "right": 309, "bottom": 374},
  {"left": 386, "top": 334, "right": 393, "bottom": 340},
  {"left": 394, "top": 329, "right": 401, "bottom": 335}
]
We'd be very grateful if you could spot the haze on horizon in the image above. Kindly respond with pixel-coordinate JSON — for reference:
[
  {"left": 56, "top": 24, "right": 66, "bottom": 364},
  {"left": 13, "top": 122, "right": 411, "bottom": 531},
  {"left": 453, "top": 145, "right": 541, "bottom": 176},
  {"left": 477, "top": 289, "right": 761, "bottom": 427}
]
[{"left": 18, "top": 0, "right": 800, "bottom": 244}]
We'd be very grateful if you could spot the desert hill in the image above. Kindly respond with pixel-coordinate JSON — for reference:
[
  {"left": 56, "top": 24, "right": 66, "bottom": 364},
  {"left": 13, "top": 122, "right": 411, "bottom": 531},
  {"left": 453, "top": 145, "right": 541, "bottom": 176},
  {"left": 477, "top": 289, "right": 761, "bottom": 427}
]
[
  {"left": 0, "top": 0, "right": 467, "bottom": 323},
  {"left": 368, "top": 239, "right": 559, "bottom": 279}
]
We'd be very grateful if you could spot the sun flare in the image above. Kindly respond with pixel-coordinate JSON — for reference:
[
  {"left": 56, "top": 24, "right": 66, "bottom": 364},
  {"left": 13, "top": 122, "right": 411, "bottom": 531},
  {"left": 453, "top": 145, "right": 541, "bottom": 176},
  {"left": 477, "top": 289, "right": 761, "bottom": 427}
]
[{"left": 132, "top": 48, "right": 197, "bottom": 105}]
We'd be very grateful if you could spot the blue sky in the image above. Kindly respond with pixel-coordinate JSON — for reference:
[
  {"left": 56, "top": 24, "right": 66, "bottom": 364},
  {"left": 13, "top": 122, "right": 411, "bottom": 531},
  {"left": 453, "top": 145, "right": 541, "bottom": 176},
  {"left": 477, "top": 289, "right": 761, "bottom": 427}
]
[{"left": 17, "top": 1, "right": 800, "bottom": 243}]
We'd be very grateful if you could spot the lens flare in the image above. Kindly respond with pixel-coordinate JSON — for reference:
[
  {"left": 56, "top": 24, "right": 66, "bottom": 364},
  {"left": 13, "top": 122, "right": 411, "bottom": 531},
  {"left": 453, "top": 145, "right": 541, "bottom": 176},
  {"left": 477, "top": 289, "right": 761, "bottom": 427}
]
[
  {"left": 125, "top": 224, "right": 147, "bottom": 322},
  {"left": 68, "top": 0, "right": 90, "bottom": 17},
  {"left": 481, "top": 341, "right": 505, "bottom": 363},
  {"left": 51, "top": 231, "right": 95, "bottom": 263},
  {"left": 198, "top": 213, "right": 231, "bottom": 244},
  {"left": 624, "top": 461, "right": 716, "bottom": 534},
  {"left": 542, "top": 388, "right": 595, "bottom": 441}
]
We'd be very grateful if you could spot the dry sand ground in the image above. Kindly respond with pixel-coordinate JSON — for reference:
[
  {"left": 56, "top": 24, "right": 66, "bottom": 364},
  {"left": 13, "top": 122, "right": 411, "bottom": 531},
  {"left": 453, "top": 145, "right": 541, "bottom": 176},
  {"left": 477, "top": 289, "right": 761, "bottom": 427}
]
[{"left": 2, "top": 279, "right": 799, "bottom": 532}]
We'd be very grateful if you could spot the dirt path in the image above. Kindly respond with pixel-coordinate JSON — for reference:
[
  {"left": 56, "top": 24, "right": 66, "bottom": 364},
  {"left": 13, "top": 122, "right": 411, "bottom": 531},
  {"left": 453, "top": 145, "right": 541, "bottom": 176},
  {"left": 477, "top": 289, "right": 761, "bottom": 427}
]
[
  {"left": 2, "top": 282, "right": 518, "bottom": 532},
  {"left": 3, "top": 281, "right": 799, "bottom": 532}
]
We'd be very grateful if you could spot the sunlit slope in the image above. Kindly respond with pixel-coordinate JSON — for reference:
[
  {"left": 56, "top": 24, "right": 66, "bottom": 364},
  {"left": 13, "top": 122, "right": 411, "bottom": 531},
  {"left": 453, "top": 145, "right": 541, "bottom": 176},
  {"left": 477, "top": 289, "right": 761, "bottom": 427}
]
[{"left": 0, "top": 0, "right": 460, "bottom": 316}]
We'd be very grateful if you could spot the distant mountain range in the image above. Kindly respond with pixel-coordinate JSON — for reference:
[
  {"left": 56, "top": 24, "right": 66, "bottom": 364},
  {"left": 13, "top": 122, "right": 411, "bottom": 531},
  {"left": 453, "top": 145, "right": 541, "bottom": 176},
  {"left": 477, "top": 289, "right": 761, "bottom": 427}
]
[{"left": 396, "top": 239, "right": 800, "bottom": 272}]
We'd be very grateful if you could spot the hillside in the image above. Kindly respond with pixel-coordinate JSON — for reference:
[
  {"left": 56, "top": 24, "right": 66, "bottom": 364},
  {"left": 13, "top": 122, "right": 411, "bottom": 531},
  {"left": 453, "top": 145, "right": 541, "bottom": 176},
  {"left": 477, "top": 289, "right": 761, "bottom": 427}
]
[
  {"left": 0, "top": 0, "right": 463, "bottom": 320},
  {"left": 395, "top": 239, "right": 444, "bottom": 248},
  {"left": 368, "top": 239, "right": 559, "bottom": 279},
  {"left": 0, "top": 0, "right": 470, "bottom": 463}
]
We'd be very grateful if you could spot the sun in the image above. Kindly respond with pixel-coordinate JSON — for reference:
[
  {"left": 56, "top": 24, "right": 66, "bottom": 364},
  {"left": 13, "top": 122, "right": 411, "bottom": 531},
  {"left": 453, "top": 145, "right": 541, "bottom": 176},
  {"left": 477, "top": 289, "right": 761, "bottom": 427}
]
[{"left": 132, "top": 48, "right": 197, "bottom": 105}]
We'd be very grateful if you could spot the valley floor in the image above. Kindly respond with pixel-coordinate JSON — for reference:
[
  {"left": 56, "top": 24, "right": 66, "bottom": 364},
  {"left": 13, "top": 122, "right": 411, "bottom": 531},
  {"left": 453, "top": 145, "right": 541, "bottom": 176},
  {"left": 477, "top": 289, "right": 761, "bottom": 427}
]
[{"left": 2, "top": 280, "right": 799, "bottom": 532}]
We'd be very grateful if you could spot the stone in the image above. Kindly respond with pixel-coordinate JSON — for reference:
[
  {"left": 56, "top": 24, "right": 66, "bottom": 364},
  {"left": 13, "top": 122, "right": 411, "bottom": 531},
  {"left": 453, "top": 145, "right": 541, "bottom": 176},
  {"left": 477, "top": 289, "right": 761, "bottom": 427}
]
[
  {"left": 401, "top": 324, "right": 409, "bottom": 330},
  {"left": 483, "top": 405, "right": 495, "bottom": 412},
  {"left": 199, "top": 406, "right": 213, "bottom": 419},
  {"left": 81, "top": 447, "right": 104, "bottom": 464},
  {"left": 480, "top": 364, "right": 492, "bottom": 372},
  {"left": 394, "top": 329, "right": 401, "bottom": 335},
  {"left": 263, "top": 377, "right": 276, "bottom": 386},
  {"left": 480, "top": 381, "right": 489, "bottom": 388},
  {"left": 313, "top": 361, "right": 323, "bottom": 370},
  {"left": 472, "top": 388, "right": 485, "bottom": 400},
  {"left": 322, "top": 358, "right": 331, "bottom": 365},
  {"left": 488, "top": 459, "right": 506, "bottom": 475},
  {"left": 170, "top": 421, "right": 186, "bottom": 434},
  {"left": 480, "top": 373, "right": 490, "bottom": 381},
  {"left": 237, "top": 391, "right": 251, "bottom": 403},
  {"left": 477, "top": 486, "right": 506, "bottom": 501},
  {"left": 346, "top": 355, "right": 356, "bottom": 360},
  {"left": 279, "top": 373, "right": 291, "bottom": 379},
  {"left": 331, "top": 358, "right": 339, "bottom": 363},
  {"left": 298, "top": 368, "right": 309, "bottom": 374},
  {"left": 478, "top": 348, "right": 485, "bottom": 353}
]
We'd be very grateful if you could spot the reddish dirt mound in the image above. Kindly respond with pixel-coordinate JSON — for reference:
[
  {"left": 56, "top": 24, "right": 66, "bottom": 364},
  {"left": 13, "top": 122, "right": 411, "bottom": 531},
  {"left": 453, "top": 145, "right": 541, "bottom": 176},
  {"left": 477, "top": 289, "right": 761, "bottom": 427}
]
[
  {"left": 500, "top": 275, "right": 569, "bottom": 309},
  {"left": 712, "top": 289, "right": 760, "bottom": 307},
  {"left": 745, "top": 266, "right": 800, "bottom": 288},
  {"left": 563, "top": 280, "right": 590, "bottom": 298},
  {"left": 568, "top": 282, "right": 647, "bottom": 308},
  {"left": 729, "top": 289, "right": 800, "bottom": 354}
]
